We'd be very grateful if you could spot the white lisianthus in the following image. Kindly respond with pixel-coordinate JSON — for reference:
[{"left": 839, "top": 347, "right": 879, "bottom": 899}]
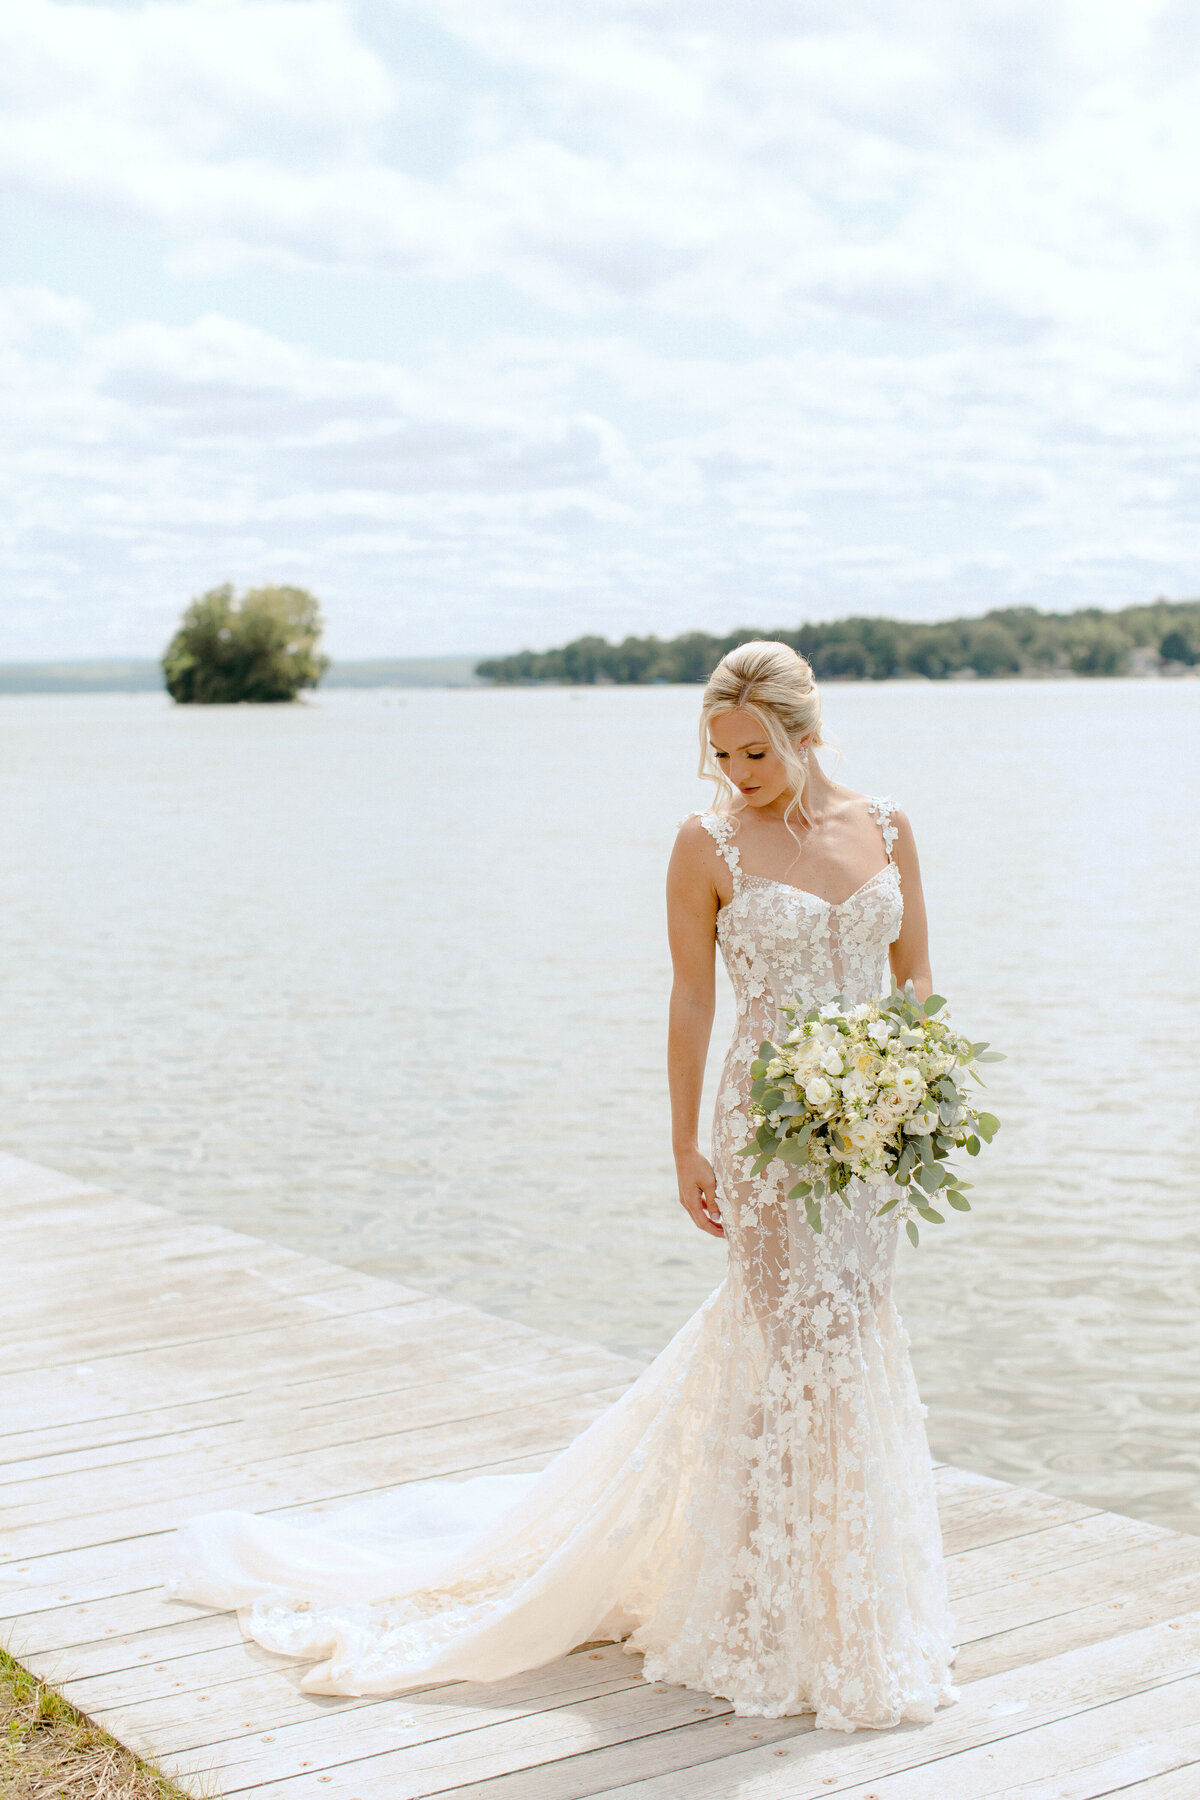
[
  {"left": 841, "top": 1070, "right": 873, "bottom": 1104},
  {"left": 894, "top": 1066, "right": 924, "bottom": 1101},
  {"left": 905, "top": 1108, "right": 939, "bottom": 1135},
  {"left": 804, "top": 1075, "right": 835, "bottom": 1108}
]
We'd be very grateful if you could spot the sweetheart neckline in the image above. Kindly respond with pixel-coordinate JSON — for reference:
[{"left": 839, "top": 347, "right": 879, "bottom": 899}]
[{"left": 732, "top": 862, "right": 898, "bottom": 910}]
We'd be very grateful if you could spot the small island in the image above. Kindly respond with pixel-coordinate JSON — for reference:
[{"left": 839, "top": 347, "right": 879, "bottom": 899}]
[{"left": 162, "top": 583, "right": 328, "bottom": 704}]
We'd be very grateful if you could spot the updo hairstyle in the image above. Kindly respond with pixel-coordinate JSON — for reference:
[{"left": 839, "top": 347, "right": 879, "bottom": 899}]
[{"left": 698, "top": 640, "right": 823, "bottom": 830}]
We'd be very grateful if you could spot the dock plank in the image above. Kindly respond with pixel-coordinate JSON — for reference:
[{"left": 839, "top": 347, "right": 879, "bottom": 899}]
[
  {"left": 553, "top": 1615, "right": 1200, "bottom": 1800},
  {"left": 5, "top": 1150, "right": 1200, "bottom": 1799}
]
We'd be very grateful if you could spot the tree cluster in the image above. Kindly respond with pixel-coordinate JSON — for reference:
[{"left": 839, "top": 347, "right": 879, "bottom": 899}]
[
  {"left": 476, "top": 598, "right": 1200, "bottom": 686},
  {"left": 163, "top": 584, "right": 328, "bottom": 704}
]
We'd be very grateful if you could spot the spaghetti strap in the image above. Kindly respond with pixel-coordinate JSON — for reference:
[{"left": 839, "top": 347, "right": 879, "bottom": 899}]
[
  {"left": 697, "top": 809, "right": 742, "bottom": 882},
  {"left": 868, "top": 796, "right": 899, "bottom": 863}
]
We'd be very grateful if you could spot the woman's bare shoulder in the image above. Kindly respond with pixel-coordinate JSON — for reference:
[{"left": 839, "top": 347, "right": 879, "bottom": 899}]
[
  {"left": 670, "top": 812, "right": 727, "bottom": 885},
  {"left": 839, "top": 787, "right": 913, "bottom": 828},
  {"left": 673, "top": 811, "right": 718, "bottom": 861},
  {"left": 674, "top": 809, "right": 714, "bottom": 843},
  {"left": 887, "top": 806, "right": 917, "bottom": 851}
]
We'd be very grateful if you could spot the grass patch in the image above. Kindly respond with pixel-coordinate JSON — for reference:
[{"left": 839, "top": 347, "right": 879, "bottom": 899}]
[{"left": 1, "top": 1648, "right": 201, "bottom": 1799}]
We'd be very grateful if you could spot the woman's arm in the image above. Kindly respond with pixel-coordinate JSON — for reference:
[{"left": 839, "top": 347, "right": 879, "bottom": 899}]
[
  {"left": 887, "top": 808, "right": 933, "bottom": 1004},
  {"left": 666, "top": 821, "right": 725, "bottom": 1238}
]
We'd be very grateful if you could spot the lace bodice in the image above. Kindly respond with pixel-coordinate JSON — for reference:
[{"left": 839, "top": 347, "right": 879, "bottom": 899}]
[{"left": 703, "top": 793, "right": 902, "bottom": 1021}]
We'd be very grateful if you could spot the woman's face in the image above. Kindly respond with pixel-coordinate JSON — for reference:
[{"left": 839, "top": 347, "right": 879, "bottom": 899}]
[{"left": 708, "top": 708, "right": 800, "bottom": 810}]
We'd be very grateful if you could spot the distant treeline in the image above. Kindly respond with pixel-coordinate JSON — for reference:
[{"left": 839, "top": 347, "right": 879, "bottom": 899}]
[{"left": 476, "top": 599, "right": 1200, "bottom": 685}]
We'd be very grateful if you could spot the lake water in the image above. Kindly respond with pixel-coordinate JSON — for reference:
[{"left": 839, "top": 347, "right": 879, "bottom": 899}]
[{"left": 2, "top": 680, "right": 1198, "bottom": 1534}]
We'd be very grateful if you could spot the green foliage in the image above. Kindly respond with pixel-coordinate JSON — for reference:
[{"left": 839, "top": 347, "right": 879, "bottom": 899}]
[
  {"left": 162, "top": 583, "right": 329, "bottom": 704},
  {"left": 1161, "top": 625, "right": 1197, "bottom": 665},
  {"left": 476, "top": 596, "right": 1200, "bottom": 685}
]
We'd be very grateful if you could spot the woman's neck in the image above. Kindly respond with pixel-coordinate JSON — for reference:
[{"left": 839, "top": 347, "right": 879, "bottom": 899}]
[{"left": 746, "top": 761, "right": 838, "bottom": 825}]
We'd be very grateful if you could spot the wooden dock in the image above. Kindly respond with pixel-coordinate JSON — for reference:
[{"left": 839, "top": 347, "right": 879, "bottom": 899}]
[{"left": 2, "top": 1150, "right": 1200, "bottom": 1800}]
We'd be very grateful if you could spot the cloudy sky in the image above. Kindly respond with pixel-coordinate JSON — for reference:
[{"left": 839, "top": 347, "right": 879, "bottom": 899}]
[{"left": 4, "top": 0, "right": 1200, "bottom": 659}]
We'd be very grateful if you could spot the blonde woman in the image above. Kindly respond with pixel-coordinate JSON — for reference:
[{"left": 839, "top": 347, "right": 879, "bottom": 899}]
[{"left": 170, "top": 642, "right": 958, "bottom": 1732}]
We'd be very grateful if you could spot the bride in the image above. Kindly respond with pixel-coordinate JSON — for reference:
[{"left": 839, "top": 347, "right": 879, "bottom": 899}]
[{"left": 170, "top": 640, "right": 959, "bottom": 1732}]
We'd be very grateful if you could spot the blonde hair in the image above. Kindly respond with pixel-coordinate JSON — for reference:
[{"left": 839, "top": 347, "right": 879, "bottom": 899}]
[{"left": 698, "top": 640, "right": 823, "bottom": 830}]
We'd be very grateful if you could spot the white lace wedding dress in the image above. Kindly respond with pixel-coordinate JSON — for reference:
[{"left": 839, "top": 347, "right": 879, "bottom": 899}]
[{"left": 169, "top": 797, "right": 959, "bottom": 1731}]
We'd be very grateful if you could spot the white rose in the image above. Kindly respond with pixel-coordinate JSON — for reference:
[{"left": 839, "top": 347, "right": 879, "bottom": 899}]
[
  {"left": 894, "top": 1066, "right": 924, "bottom": 1100},
  {"left": 805, "top": 1076, "right": 834, "bottom": 1108},
  {"left": 905, "top": 1108, "right": 938, "bottom": 1135},
  {"left": 869, "top": 1101, "right": 901, "bottom": 1135}
]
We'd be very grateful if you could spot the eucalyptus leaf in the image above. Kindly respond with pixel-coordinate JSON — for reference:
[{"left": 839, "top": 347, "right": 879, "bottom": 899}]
[
  {"left": 906, "top": 1219, "right": 920, "bottom": 1247},
  {"left": 923, "top": 994, "right": 947, "bottom": 1015},
  {"left": 946, "top": 1192, "right": 972, "bottom": 1211},
  {"left": 774, "top": 1138, "right": 808, "bottom": 1164},
  {"left": 787, "top": 1180, "right": 812, "bottom": 1199},
  {"left": 875, "top": 1196, "right": 901, "bottom": 1215},
  {"left": 804, "top": 1198, "right": 824, "bottom": 1233},
  {"left": 915, "top": 1204, "right": 945, "bottom": 1223}
]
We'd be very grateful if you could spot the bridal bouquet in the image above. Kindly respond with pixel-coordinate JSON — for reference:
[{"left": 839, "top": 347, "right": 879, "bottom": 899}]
[{"left": 738, "top": 981, "right": 1002, "bottom": 1245}]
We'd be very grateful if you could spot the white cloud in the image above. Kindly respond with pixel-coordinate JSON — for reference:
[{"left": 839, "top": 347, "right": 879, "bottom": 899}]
[
  {"left": 3, "top": 288, "right": 1198, "bottom": 657},
  {"left": 2, "top": 0, "right": 1200, "bottom": 654},
  {"left": 5, "top": 0, "right": 1200, "bottom": 326}
]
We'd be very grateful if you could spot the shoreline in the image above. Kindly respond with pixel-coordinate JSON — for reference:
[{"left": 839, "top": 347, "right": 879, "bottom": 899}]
[{"left": 1, "top": 664, "right": 1197, "bottom": 698}]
